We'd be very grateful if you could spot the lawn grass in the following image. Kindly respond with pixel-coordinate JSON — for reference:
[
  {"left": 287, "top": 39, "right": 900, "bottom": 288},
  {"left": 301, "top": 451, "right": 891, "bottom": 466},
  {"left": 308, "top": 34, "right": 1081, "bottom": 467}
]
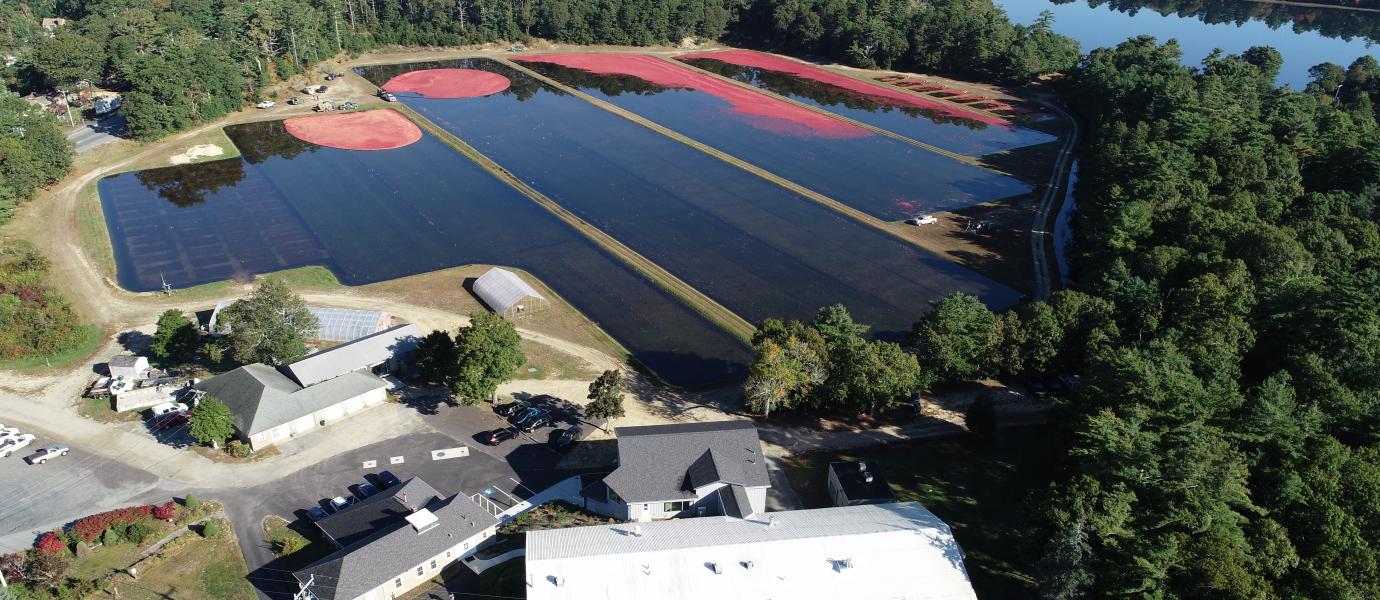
[
  {"left": 77, "top": 181, "right": 117, "bottom": 280},
  {"left": 514, "top": 338, "right": 601, "bottom": 382},
  {"left": 478, "top": 559, "right": 526, "bottom": 597},
  {"left": 103, "top": 519, "right": 256, "bottom": 600},
  {"left": 780, "top": 426, "right": 1060, "bottom": 599},
  {"left": 165, "top": 265, "right": 342, "bottom": 303},
  {"left": 68, "top": 540, "right": 148, "bottom": 581},
  {"left": 0, "top": 324, "right": 103, "bottom": 372},
  {"left": 262, "top": 516, "right": 334, "bottom": 571}
]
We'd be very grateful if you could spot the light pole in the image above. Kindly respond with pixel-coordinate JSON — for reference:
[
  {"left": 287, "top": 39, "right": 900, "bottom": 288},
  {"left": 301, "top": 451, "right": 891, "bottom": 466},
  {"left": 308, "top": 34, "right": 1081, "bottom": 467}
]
[{"left": 1335, "top": 83, "right": 1345, "bottom": 102}]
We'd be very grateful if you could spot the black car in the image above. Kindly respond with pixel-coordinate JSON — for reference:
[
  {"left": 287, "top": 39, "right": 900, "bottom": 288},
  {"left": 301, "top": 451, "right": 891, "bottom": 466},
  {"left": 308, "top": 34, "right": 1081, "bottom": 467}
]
[
  {"left": 495, "top": 401, "right": 528, "bottom": 418},
  {"left": 510, "top": 407, "right": 546, "bottom": 426},
  {"left": 374, "top": 470, "right": 401, "bottom": 489},
  {"left": 517, "top": 414, "right": 550, "bottom": 433},
  {"left": 554, "top": 425, "right": 582, "bottom": 449},
  {"left": 486, "top": 427, "right": 519, "bottom": 446}
]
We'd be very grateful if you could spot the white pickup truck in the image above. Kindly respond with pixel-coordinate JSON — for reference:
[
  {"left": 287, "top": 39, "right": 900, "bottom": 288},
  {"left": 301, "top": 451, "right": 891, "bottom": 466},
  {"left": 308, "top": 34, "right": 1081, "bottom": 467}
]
[
  {"left": 0, "top": 433, "right": 36, "bottom": 458},
  {"left": 25, "top": 445, "right": 70, "bottom": 465}
]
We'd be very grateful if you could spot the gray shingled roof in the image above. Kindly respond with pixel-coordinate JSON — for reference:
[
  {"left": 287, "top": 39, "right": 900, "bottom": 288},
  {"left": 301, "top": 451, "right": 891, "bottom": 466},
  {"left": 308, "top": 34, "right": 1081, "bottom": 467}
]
[
  {"left": 472, "top": 267, "right": 545, "bottom": 314},
  {"left": 295, "top": 490, "right": 499, "bottom": 600},
  {"left": 316, "top": 478, "right": 443, "bottom": 548},
  {"left": 716, "top": 484, "right": 754, "bottom": 518},
  {"left": 604, "top": 421, "right": 770, "bottom": 503},
  {"left": 282, "top": 324, "right": 422, "bottom": 387},
  {"left": 193, "top": 364, "right": 386, "bottom": 436},
  {"left": 108, "top": 354, "right": 144, "bottom": 368}
]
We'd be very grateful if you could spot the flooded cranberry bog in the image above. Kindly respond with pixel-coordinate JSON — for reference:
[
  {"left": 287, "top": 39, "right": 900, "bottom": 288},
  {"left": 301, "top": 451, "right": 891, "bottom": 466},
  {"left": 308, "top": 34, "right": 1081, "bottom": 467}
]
[
  {"left": 97, "top": 118, "right": 750, "bottom": 386},
  {"left": 677, "top": 50, "right": 1056, "bottom": 156},
  {"left": 97, "top": 52, "right": 1050, "bottom": 387},
  {"left": 355, "top": 59, "right": 1021, "bottom": 345},
  {"left": 512, "top": 54, "right": 1033, "bottom": 220}
]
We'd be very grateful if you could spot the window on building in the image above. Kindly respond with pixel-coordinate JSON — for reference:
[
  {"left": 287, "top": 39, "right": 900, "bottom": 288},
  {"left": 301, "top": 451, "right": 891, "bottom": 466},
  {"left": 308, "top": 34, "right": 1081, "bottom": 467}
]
[
  {"left": 663, "top": 500, "right": 691, "bottom": 513},
  {"left": 394, "top": 579, "right": 401, "bottom": 588},
  {"left": 430, "top": 560, "right": 437, "bottom": 570},
  {"left": 416, "top": 566, "right": 423, "bottom": 576},
  {"left": 446, "top": 550, "right": 452, "bottom": 558},
  {"left": 463, "top": 542, "right": 469, "bottom": 550}
]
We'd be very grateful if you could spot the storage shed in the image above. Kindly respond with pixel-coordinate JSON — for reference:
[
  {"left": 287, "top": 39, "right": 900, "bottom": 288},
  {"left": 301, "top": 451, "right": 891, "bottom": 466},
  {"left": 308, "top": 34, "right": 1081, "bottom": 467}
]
[
  {"left": 108, "top": 355, "right": 149, "bottom": 381},
  {"left": 472, "top": 267, "right": 548, "bottom": 319}
]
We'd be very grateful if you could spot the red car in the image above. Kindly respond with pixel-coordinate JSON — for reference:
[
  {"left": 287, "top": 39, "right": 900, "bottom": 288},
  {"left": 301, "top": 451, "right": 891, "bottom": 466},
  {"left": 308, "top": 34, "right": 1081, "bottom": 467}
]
[{"left": 155, "top": 411, "right": 189, "bottom": 430}]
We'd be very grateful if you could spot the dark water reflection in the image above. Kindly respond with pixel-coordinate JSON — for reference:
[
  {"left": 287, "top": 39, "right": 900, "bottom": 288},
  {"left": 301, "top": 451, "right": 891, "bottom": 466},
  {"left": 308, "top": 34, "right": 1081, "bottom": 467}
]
[
  {"left": 98, "top": 121, "right": 750, "bottom": 386},
  {"left": 680, "top": 57, "right": 1055, "bottom": 156},
  {"left": 356, "top": 59, "right": 1023, "bottom": 345},
  {"left": 520, "top": 60, "right": 1034, "bottom": 220}
]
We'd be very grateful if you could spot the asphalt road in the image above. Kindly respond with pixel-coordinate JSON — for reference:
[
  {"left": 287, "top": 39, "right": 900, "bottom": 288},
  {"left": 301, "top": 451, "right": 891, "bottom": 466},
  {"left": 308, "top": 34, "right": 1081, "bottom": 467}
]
[{"left": 67, "top": 114, "right": 127, "bottom": 153}]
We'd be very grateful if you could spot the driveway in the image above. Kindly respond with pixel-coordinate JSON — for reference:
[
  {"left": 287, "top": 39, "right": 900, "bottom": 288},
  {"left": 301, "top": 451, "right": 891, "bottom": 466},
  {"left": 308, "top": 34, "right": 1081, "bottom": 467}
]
[{"left": 67, "top": 114, "right": 127, "bottom": 153}]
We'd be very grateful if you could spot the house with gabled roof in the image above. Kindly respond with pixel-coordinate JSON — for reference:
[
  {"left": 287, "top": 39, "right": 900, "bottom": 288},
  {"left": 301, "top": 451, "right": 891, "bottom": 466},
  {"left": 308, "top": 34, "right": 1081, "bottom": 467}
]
[
  {"left": 193, "top": 364, "right": 387, "bottom": 450},
  {"left": 294, "top": 477, "right": 499, "bottom": 600},
  {"left": 583, "top": 420, "right": 771, "bottom": 522}
]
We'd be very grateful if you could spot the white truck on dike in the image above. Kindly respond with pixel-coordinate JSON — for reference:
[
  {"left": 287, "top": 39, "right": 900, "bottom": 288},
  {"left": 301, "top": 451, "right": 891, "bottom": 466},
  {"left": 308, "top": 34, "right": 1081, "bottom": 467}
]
[
  {"left": 25, "top": 445, "right": 70, "bottom": 465},
  {"left": 93, "top": 94, "right": 120, "bottom": 115},
  {"left": 0, "top": 433, "right": 37, "bottom": 458}
]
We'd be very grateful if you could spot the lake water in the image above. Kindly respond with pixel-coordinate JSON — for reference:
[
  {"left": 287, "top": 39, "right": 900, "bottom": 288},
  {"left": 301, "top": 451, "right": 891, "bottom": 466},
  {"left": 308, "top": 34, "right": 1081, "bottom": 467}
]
[
  {"left": 356, "top": 59, "right": 1023, "bottom": 343},
  {"left": 98, "top": 121, "right": 751, "bottom": 386},
  {"left": 996, "top": 0, "right": 1380, "bottom": 87},
  {"left": 679, "top": 54, "right": 1056, "bottom": 156},
  {"left": 516, "top": 56, "right": 1034, "bottom": 220}
]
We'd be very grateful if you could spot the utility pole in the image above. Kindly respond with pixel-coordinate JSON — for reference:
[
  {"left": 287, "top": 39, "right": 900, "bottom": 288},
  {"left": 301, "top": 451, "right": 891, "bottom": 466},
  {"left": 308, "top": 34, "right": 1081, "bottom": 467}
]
[{"left": 1335, "top": 83, "right": 1346, "bottom": 102}]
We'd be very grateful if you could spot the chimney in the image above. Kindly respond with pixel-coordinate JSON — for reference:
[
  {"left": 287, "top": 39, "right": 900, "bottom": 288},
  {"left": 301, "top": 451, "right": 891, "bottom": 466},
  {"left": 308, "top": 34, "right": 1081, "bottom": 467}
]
[
  {"left": 711, "top": 562, "right": 723, "bottom": 574},
  {"left": 767, "top": 516, "right": 778, "bottom": 529}
]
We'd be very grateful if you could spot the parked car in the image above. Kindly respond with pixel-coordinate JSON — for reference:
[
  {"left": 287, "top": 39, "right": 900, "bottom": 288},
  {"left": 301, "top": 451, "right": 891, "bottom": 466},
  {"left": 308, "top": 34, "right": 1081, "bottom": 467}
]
[
  {"left": 0, "top": 434, "right": 37, "bottom": 457},
  {"left": 554, "top": 425, "right": 582, "bottom": 450},
  {"left": 905, "top": 215, "right": 938, "bottom": 226},
  {"left": 301, "top": 86, "right": 318, "bottom": 94},
  {"left": 339, "top": 101, "right": 357, "bottom": 110},
  {"left": 353, "top": 482, "right": 378, "bottom": 499},
  {"left": 255, "top": 101, "right": 275, "bottom": 109},
  {"left": 495, "top": 401, "right": 528, "bottom": 418},
  {"left": 150, "top": 402, "right": 188, "bottom": 417},
  {"left": 324, "top": 73, "right": 337, "bottom": 81},
  {"left": 307, "top": 506, "right": 329, "bottom": 521},
  {"left": 509, "top": 407, "right": 545, "bottom": 425},
  {"left": 288, "top": 96, "right": 304, "bottom": 105},
  {"left": 516, "top": 413, "right": 550, "bottom": 433},
  {"left": 380, "top": 92, "right": 397, "bottom": 102},
  {"left": 316, "top": 85, "right": 329, "bottom": 93},
  {"left": 24, "top": 445, "right": 69, "bottom": 465},
  {"left": 374, "top": 470, "right": 401, "bottom": 489},
  {"left": 155, "top": 411, "right": 190, "bottom": 430},
  {"left": 486, "top": 427, "right": 519, "bottom": 446},
  {"left": 326, "top": 496, "right": 352, "bottom": 513}
]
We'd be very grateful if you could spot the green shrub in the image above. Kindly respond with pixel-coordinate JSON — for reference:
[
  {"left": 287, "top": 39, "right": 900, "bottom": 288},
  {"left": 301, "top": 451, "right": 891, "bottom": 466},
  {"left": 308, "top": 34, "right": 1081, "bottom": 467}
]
[
  {"left": 124, "top": 521, "right": 153, "bottom": 545},
  {"left": 200, "top": 520, "right": 220, "bottom": 538},
  {"left": 101, "top": 529, "right": 120, "bottom": 546},
  {"left": 184, "top": 494, "right": 200, "bottom": 510},
  {"left": 272, "top": 534, "right": 306, "bottom": 556}
]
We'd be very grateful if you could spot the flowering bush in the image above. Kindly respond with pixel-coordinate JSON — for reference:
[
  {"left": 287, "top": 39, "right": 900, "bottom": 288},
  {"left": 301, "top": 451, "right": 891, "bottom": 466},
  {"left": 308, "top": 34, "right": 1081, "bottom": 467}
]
[{"left": 71, "top": 505, "right": 153, "bottom": 542}]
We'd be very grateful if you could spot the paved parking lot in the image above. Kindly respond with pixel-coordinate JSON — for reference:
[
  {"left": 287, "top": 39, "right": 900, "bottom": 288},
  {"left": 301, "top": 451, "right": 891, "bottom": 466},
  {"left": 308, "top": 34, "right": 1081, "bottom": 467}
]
[
  {"left": 0, "top": 429, "right": 171, "bottom": 552},
  {"left": 221, "top": 398, "right": 613, "bottom": 599}
]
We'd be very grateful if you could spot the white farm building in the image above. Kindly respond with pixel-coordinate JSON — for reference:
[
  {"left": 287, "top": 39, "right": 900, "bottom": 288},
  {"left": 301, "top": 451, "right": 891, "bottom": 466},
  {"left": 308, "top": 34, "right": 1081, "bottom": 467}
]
[
  {"left": 524, "top": 502, "right": 978, "bottom": 600},
  {"left": 472, "top": 267, "right": 547, "bottom": 319}
]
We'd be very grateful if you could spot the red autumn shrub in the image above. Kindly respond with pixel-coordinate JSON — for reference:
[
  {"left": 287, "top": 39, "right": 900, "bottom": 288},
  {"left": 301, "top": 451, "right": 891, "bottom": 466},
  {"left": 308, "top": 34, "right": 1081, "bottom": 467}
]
[
  {"left": 36, "top": 532, "right": 65, "bottom": 555},
  {"left": 70, "top": 505, "right": 154, "bottom": 542},
  {"left": 152, "top": 500, "right": 176, "bottom": 520}
]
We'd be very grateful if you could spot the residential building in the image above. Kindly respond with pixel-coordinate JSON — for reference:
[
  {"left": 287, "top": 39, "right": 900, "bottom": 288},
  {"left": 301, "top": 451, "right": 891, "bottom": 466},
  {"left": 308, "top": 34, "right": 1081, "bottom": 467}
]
[
  {"left": 295, "top": 477, "right": 499, "bottom": 600},
  {"left": 524, "top": 502, "right": 978, "bottom": 600},
  {"left": 583, "top": 421, "right": 770, "bottom": 522},
  {"left": 471, "top": 267, "right": 548, "bottom": 319},
  {"left": 193, "top": 364, "right": 387, "bottom": 450},
  {"left": 315, "top": 478, "right": 443, "bottom": 548},
  {"left": 827, "top": 460, "right": 897, "bottom": 506},
  {"left": 107, "top": 355, "right": 149, "bottom": 381}
]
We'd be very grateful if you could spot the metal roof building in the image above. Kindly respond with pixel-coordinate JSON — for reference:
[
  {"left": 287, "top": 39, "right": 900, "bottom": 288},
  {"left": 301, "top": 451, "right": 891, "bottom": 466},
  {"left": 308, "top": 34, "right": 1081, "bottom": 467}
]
[
  {"left": 524, "top": 502, "right": 978, "bottom": 600},
  {"left": 193, "top": 363, "right": 388, "bottom": 449},
  {"left": 282, "top": 324, "right": 422, "bottom": 387},
  {"left": 472, "top": 267, "right": 548, "bottom": 318}
]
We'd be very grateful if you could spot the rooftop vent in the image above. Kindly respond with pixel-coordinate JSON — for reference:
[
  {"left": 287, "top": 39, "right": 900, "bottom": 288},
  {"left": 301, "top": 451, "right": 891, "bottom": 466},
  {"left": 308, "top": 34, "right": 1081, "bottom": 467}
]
[
  {"left": 632, "top": 525, "right": 643, "bottom": 537},
  {"left": 405, "top": 508, "right": 439, "bottom": 534},
  {"left": 555, "top": 576, "right": 565, "bottom": 587},
  {"left": 743, "top": 560, "right": 755, "bottom": 570},
  {"left": 711, "top": 562, "right": 723, "bottom": 574},
  {"left": 838, "top": 558, "right": 854, "bottom": 570}
]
